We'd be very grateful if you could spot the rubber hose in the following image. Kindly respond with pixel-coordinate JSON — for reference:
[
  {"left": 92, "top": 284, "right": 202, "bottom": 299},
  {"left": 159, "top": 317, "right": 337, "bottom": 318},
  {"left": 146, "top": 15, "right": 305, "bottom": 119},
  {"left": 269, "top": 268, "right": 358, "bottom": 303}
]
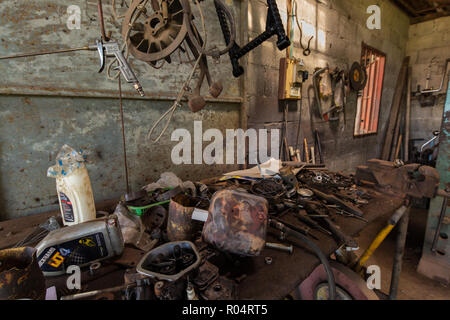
[{"left": 287, "top": 229, "right": 337, "bottom": 300}]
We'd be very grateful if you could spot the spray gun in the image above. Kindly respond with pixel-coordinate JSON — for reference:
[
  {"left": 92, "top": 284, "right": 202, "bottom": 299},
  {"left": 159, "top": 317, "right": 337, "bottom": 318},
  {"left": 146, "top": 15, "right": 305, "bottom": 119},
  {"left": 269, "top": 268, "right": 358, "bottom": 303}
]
[{"left": 0, "top": 39, "right": 144, "bottom": 97}]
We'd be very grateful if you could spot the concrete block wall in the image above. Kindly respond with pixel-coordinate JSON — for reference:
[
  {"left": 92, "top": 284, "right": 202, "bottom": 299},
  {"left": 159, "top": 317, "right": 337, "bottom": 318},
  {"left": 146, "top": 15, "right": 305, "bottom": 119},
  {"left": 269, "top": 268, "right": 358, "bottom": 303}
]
[
  {"left": 245, "top": 0, "right": 410, "bottom": 172},
  {"left": 0, "top": 0, "right": 243, "bottom": 220},
  {"left": 406, "top": 16, "right": 450, "bottom": 144}
]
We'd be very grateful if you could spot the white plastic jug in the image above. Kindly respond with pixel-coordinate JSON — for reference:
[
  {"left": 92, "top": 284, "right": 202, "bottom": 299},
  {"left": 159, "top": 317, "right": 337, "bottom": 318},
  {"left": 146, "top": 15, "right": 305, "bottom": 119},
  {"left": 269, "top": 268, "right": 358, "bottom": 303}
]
[{"left": 48, "top": 145, "right": 96, "bottom": 226}]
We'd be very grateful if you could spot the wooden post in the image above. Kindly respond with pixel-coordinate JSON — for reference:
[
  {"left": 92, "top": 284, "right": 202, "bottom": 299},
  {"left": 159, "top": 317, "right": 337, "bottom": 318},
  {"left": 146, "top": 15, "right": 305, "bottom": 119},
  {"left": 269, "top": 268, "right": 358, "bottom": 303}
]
[
  {"left": 381, "top": 57, "right": 410, "bottom": 160},
  {"left": 404, "top": 69, "right": 412, "bottom": 162}
]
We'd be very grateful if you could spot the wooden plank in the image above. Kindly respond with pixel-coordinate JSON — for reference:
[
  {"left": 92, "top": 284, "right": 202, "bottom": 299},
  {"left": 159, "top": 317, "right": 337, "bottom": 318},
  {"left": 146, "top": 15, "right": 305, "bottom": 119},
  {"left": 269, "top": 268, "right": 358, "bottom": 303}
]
[
  {"left": 404, "top": 68, "right": 412, "bottom": 162},
  {"left": 381, "top": 56, "right": 410, "bottom": 160}
]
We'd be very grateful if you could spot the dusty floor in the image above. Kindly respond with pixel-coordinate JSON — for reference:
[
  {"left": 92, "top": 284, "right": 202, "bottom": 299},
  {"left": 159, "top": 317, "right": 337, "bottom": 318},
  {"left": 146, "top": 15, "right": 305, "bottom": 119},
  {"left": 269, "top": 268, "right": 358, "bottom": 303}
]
[{"left": 353, "top": 207, "right": 450, "bottom": 300}]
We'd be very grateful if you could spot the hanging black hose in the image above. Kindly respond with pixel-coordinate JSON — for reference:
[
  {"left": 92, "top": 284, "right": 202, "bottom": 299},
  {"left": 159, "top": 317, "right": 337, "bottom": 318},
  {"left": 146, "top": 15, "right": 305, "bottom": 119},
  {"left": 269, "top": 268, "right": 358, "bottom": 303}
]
[{"left": 269, "top": 219, "right": 337, "bottom": 300}]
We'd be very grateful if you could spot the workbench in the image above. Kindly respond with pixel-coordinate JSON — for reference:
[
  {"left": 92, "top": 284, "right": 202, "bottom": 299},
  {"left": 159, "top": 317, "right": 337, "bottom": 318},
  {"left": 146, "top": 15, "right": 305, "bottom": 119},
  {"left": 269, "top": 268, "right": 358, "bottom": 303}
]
[{"left": 0, "top": 188, "right": 404, "bottom": 300}]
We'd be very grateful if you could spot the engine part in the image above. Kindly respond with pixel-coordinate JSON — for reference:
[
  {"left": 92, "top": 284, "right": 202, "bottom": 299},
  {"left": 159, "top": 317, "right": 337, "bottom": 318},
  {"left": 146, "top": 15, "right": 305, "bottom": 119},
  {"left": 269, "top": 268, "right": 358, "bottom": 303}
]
[
  {"left": 136, "top": 241, "right": 200, "bottom": 281},
  {"left": 192, "top": 260, "right": 219, "bottom": 291},
  {"left": 0, "top": 247, "right": 46, "bottom": 300},
  {"left": 35, "top": 215, "right": 124, "bottom": 276},
  {"left": 202, "top": 190, "right": 269, "bottom": 257},
  {"left": 201, "top": 276, "right": 237, "bottom": 300},
  {"left": 153, "top": 279, "right": 186, "bottom": 300}
]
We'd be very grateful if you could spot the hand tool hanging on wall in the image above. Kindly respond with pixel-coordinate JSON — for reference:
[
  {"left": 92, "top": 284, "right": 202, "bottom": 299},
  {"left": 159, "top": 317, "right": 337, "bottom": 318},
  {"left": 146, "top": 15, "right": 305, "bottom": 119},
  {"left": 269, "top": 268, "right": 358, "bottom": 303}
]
[
  {"left": 215, "top": 0, "right": 290, "bottom": 77},
  {"left": 0, "top": 39, "right": 144, "bottom": 97},
  {"left": 292, "top": 0, "right": 313, "bottom": 56}
]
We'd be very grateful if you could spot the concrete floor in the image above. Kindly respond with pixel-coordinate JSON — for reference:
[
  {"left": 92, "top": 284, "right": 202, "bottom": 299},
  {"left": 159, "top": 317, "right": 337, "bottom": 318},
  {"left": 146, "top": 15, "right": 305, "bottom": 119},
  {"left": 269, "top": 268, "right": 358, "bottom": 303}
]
[{"left": 353, "top": 207, "right": 450, "bottom": 300}]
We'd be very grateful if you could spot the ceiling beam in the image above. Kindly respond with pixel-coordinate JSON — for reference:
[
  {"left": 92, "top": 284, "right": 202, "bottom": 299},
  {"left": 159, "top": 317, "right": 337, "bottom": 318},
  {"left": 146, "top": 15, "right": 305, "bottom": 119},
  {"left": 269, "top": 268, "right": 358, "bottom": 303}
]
[
  {"left": 392, "top": 0, "right": 421, "bottom": 17},
  {"left": 411, "top": 11, "right": 450, "bottom": 24}
]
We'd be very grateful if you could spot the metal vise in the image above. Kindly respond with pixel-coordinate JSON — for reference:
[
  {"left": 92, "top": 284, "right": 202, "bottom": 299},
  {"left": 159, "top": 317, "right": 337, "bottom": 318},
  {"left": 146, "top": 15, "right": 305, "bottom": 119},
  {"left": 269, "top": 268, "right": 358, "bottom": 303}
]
[{"left": 355, "top": 159, "right": 442, "bottom": 199}]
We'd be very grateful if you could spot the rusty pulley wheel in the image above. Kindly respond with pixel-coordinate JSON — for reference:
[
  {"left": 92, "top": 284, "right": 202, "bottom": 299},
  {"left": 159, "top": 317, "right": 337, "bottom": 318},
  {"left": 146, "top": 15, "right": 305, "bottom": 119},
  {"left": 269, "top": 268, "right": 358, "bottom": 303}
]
[{"left": 122, "top": 0, "right": 191, "bottom": 64}]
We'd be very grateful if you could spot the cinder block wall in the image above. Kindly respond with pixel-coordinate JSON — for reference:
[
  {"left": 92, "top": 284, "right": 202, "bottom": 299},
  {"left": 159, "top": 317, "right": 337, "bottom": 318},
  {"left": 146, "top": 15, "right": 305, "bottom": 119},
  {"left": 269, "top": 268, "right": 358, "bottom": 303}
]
[
  {"left": 0, "top": 0, "right": 243, "bottom": 220},
  {"left": 245, "top": 0, "right": 410, "bottom": 172},
  {"left": 406, "top": 16, "right": 450, "bottom": 145}
]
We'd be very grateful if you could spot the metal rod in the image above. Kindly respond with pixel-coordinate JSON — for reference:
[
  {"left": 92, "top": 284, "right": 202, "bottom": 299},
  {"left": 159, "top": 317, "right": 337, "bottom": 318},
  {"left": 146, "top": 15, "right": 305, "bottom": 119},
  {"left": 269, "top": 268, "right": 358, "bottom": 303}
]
[
  {"left": 118, "top": 75, "right": 130, "bottom": 194},
  {"left": 265, "top": 242, "right": 294, "bottom": 254},
  {"left": 61, "top": 283, "right": 137, "bottom": 300},
  {"left": 0, "top": 47, "right": 90, "bottom": 60},
  {"left": 431, "top": 194, "right": 448, "bottom": 252},
  {"left": 97, "top": 0, "right": 110, "bottom": 42},
  {"left": 389, "top": 208, "right": 410, "bottom": 300}
]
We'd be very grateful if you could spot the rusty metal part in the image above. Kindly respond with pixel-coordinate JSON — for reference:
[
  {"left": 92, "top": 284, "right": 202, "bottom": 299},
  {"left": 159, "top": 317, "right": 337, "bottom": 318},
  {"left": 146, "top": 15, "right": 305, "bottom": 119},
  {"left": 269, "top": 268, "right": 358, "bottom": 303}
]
[
  {"left": 167, "top": 194, "right": 196, "bottom": 241},
  {"left": 142, "top": 205, "right": 167, "bottom": 231},
  {"left": 202, "top": 190, "right": 269, "bottom": 257},
  {"left": 193, "top": 260, "right": 219, "bottom": 290},
  {"left": 153, "top": 281, "right": 165, "bottom": 298},
  {"left": 0, "top": 247, "right": 46, "bottom": 300},
  {"left": 114, "top": 247, "right": 147, "bottom": 268},
  {"left": 310, "top": 187, "right": 364, "bottom": 217},
  {"left": 122, "top": 0, "right": 191, "bottom": 64},
  {"left": 201, "top": 277, "right": 237, "bottom": 300},
  {"left": 264, "top": 256, "right": 273, "bottom": 265},
  {"left": 265, "top": 242, "right": 293, "bottom": 254},
  {"left": 356, "top": 159, "right": 440, "bottom": 199},
  {"left": 154, "top": 279, "right": 186, "bottom": 300}
]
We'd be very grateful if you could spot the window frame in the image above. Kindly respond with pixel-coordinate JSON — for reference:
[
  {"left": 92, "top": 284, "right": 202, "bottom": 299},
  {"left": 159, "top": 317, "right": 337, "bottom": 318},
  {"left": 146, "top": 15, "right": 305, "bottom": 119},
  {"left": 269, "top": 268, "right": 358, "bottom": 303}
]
[{"left": 354, "top": 43, "right": 387, "bottom": 137}]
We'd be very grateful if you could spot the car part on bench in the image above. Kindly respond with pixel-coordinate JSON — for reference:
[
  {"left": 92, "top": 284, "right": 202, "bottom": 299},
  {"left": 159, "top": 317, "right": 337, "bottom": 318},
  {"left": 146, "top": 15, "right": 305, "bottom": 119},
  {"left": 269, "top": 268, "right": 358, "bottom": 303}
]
[
  {"left": 137, "top": 241, "right": 200, "bottom": 281},
  {"left": 0, "top": 247, "right": 46, "bottom": 300}
]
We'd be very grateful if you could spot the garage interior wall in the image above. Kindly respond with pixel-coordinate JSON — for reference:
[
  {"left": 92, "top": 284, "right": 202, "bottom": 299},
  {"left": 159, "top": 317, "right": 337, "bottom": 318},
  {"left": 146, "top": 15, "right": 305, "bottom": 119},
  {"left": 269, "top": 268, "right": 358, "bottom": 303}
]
[
  {"left": 0, "top": 0, "right": 445, "bottom": 221},
  {"left": 0, "top": 0, "right": 243, "bottom": 220},
  {"left": 245, "top": 0, "right": 410, "bottom": 172},
  {"left": 406, "top": 16, "right": 450, "bottom": 145}
]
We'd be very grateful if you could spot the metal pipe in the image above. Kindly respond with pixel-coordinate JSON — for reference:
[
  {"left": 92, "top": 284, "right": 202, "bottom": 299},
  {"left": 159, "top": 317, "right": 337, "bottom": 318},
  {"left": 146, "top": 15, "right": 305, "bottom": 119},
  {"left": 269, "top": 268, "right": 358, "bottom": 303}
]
[
  {"left": 354, "top": 205, "right": 408, "bottom": 273},
  {"left": 417, "top": 58, "right": 450, "bottom": 94},
  {"left": 389, "top": 208, "right": 410, "bottom": 300}
]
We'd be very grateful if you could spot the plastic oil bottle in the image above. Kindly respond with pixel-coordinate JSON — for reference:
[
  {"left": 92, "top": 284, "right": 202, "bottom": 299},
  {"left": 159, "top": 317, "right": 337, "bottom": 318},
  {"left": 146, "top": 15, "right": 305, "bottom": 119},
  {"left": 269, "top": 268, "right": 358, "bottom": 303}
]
[{"left": 48, "top": 145, "right": 96, "bottom": 226}]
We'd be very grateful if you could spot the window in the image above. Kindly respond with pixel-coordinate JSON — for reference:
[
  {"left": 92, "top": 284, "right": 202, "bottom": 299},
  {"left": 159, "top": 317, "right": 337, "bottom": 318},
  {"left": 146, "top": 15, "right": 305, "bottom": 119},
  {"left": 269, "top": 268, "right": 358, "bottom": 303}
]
[{"left": 354, "top": 43, "right": 386, "bottom": 136}]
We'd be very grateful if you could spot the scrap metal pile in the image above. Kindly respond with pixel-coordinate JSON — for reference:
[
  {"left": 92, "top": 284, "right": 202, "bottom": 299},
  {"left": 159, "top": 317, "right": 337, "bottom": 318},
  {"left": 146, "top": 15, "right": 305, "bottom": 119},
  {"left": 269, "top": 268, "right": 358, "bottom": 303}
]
[
  {"left": 1, "top": 159, "right": 446, "bottom": 300},
  {"left": 4, "top": 163, "right": 376, "bottom": 301}
]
